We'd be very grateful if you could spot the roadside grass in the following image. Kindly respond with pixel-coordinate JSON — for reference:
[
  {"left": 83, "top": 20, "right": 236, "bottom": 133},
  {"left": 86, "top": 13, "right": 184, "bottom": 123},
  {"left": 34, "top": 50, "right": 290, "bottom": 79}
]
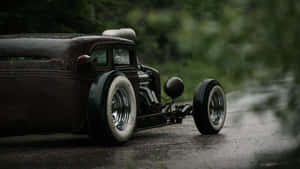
[{"left": 149, "top": 58, "right": 239, "bottom": 102}]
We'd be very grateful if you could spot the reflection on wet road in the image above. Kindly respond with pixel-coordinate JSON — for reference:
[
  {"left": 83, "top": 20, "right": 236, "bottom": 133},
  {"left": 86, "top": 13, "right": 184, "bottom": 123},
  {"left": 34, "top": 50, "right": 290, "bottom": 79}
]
[{"left": 0, "top": 90, "right": 297, "bottom": 169}]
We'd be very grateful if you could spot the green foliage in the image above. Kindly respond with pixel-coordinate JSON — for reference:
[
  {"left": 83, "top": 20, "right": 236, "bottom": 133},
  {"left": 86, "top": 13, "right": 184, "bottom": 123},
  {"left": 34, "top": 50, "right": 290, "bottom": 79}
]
[
  {"left": 127, "top": 9, "right": 182, "bottom": 63},
  {"left": 150, "top": 58, "right": 238, "bottom": 101}
]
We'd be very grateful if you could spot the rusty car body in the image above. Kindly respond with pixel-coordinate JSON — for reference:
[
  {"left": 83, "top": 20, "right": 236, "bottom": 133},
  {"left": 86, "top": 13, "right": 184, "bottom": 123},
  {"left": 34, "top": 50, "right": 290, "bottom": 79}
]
[{"left": 0, "top": 29, "right": 227, "bottom": 144}]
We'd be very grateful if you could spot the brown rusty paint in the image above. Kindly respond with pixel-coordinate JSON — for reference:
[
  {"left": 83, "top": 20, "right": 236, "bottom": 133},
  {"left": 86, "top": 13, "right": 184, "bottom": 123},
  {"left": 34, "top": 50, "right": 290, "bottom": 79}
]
[{"left": 0, "top": 35, "right": 141, "bottom": 136}]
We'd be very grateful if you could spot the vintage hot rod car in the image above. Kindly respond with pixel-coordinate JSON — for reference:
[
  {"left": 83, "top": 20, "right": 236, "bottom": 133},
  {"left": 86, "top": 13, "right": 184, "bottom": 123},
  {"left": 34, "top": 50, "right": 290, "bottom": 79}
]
[{"left": 0, "top": 29, "right": 226, "bottom": 144}]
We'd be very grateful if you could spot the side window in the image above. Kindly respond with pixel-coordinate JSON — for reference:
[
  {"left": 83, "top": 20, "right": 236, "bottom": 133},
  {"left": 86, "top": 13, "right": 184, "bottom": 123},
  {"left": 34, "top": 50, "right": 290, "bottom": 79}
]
[
  {"left": 91, "top": 48, "right": 107, "bottom": 66},
  {"left": 113, "top": 48, "right": 130, "bottom": 65}
]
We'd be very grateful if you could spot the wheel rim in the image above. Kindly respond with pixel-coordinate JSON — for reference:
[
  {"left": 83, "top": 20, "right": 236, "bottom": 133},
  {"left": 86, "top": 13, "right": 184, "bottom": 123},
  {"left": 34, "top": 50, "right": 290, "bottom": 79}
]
[
  {"left": 208, "top": 86, "right": 226, "bottom": 128},
  {"left": 111, "top": 88, "right": 131, "bottom": 131}
]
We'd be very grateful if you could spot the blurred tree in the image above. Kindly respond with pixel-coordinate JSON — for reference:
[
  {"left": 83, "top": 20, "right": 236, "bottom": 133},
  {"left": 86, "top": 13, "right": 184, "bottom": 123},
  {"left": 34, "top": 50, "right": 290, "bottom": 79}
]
[{"left": 169, "top": 0, "right": 300, "bottom": 136}]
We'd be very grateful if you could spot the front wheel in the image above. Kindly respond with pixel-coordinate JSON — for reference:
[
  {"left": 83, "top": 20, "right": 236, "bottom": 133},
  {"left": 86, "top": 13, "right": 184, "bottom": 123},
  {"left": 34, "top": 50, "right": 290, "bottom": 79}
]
[{"left": 193, "top": 79, "right": 227, "bottom": 134}]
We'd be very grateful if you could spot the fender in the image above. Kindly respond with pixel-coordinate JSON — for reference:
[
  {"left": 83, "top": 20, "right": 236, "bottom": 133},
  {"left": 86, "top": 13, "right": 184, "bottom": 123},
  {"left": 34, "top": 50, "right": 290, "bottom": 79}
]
[{"left": 87, "top": 70, "right": 124, "bottom": 139}]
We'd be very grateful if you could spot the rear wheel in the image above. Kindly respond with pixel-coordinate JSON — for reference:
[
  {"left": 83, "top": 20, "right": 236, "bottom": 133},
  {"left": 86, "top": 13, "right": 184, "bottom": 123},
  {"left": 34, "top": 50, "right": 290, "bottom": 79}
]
[
  {"left": 88, "top": 73, "right": 137, "bottom": 144},
  {"left": 193, "top": 79, "right": 227, "bottom": 134},
  {"left": 106, "top": 76, "right": 137, "bottom": 143}
]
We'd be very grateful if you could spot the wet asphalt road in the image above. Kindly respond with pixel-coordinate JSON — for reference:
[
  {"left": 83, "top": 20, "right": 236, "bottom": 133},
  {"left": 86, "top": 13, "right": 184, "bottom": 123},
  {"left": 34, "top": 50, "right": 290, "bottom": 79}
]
[{"left": 0, "top": 89, "right": 297, "bottom": 169}]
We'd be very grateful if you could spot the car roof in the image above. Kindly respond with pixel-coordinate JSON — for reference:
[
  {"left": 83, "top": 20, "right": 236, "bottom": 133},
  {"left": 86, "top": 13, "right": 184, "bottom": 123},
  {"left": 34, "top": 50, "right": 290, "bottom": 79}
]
[{"left": 0, "top": 34, "right": 135, "bottom": 58}]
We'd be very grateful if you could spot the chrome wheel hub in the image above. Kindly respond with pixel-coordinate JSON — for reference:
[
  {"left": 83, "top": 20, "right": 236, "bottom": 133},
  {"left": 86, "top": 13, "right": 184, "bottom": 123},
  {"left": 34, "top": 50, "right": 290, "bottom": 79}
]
[
  {"left": 209, "top": 88, "right": 225, "bottom": 127},
  {"left": 111, "top": 88, "right": 131, "bottom": 131}
]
